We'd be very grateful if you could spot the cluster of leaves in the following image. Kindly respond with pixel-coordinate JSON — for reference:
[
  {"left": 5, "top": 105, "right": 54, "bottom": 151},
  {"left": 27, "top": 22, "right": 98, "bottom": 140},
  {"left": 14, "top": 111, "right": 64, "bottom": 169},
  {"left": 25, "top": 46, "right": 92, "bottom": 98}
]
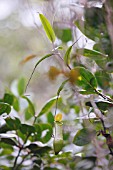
[{"left": 1, "top": 1, "right": 113, "bottom": 169}]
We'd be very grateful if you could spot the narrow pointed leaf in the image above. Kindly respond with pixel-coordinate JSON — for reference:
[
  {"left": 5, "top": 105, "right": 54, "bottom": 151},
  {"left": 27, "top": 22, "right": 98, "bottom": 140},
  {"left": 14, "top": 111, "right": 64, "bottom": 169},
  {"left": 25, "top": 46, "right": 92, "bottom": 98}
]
[
  {"left": 25, "top": 53, "right": 53, "bottom": 92},
  {"left": 39, "top": 13, "right": 56, "bottom": 42},
  {"left": 64, "top": 36, "right": 82, "bottom": 65},
  {"left": 64, "top": 46, "right": 72, "bottom": 65},
  {"left": 22, "top": 96, "right": 35, "bottom": 116},
  {"left": 38, "top": 97, "right": 56, "bottom": 117},
  {"left": 77, "top": 48, "right": 107, "bottom": 60},
  {"left": 57, "top": 79, "right": 68, "bottom": 96}
]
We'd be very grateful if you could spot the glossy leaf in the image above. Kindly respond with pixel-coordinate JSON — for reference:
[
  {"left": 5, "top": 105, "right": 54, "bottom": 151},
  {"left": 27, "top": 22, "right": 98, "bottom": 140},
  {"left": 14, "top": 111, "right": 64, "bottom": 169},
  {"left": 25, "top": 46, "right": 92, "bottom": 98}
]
[
  {"left": 0, "top": 102, "right": 11, "bottom": 115},
  {"left": 73, "top": 128, "right": 96, "bottom": 146},
  {"left": 39, "top": 13, "right": 56, "bottom": 42},
  {"left": 75, "top": 67, "right": 97, "bottom": 92},
  {"left": 38, "top": 97, "right": 56, "bottom": 117},
  {"left": 22, "top": 96, "right": 35, "bottom": 116}
]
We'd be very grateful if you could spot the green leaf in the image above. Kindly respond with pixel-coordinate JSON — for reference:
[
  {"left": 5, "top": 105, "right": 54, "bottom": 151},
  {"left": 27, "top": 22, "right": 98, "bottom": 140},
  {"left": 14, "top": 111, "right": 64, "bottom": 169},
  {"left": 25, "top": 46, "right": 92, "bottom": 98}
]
[
  {"left": 39, "top": 123, "right": 53, "bottom": 143},
  {"left": 95, "top": 70, "right": 111, "bottom": 89},
  {"left": 0, "top": 138, "right": 17, "bottom": 146},
  {"left": 0, "top": 124, "right": 9, "bottom": 133},
  {"left": 64, "top": 45, "right": 72, "bottom": 65},
  {"left": 39, "top": 13, "right": 56, "bottom": 42},
  {"left": 0, "top": 102, "right": 11, "bottom": 115},
  {"left": 75, "top": 67, "right": 97, "bottom": 92},
  {"left": 19, "top": 124, "right": 35, "bottom": 135},
  {"left": 13, "top": 96, "right": 20, "bottom": 111},
  {"left": 47, "top": 112, "right": 54, "bottom": 124},
  {"left": 17, "top": 77, "right": 26, "bottom": 96},
  {"left": 5, "top": 117, "right": 21, "bottom": 130},
  {"left": 73, "top": 128, "right": 96, "bottom": 146},
  {"left": 34, "top": 123, "right": 42, "bottom": 140},
  {"left": 3, "top": 93, "right": 14, "bottom": 105},
  {"left": 57, "top": 79, "right": 69, "bottom": 96},
  {"left": 26, "top": 53, "right": 53, "bottom": 92},
  {"left": 24, "top": 107, "right": 33, "bottom": 121},
  {"left": 55, "top": 28, "right": 72, "bottom": 43},
  {"left": 22, "top": 96, "right": 35, "bottom": 116},
  {"left": 64, "top": 37, "right": 82, "bottom": 65},
  {"left": 38, "top": 97, "right": 56, "bottom": 117},
  {"left": 77, "top": 48, "right": 107, "bottom": 60},
  {"left": 25, "top": 143, "right": 51, "bottom": 154}
]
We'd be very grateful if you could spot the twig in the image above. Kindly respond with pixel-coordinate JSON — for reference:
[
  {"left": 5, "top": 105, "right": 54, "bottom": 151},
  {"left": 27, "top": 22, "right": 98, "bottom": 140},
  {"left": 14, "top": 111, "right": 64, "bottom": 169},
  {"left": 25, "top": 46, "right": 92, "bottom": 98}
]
[
  {"left": 12, "top": 115, "right": 37, "bottom": 169},
  {"left": 95, "top": 89, "right": 113, "bottom": 103}
]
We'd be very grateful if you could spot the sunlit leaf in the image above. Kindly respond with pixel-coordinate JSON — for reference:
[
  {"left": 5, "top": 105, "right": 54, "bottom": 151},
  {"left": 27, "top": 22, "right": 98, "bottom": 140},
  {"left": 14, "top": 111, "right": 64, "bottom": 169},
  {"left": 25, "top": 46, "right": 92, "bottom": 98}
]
[
  {"left": 73, "top": 128, "right": 96, "bottom": 146},
  {"left": 38, "top": 97, "right": 56, "bottom": 117},
  {"left": 39, "top": 13, "right": 56, "bottom": 42}
]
